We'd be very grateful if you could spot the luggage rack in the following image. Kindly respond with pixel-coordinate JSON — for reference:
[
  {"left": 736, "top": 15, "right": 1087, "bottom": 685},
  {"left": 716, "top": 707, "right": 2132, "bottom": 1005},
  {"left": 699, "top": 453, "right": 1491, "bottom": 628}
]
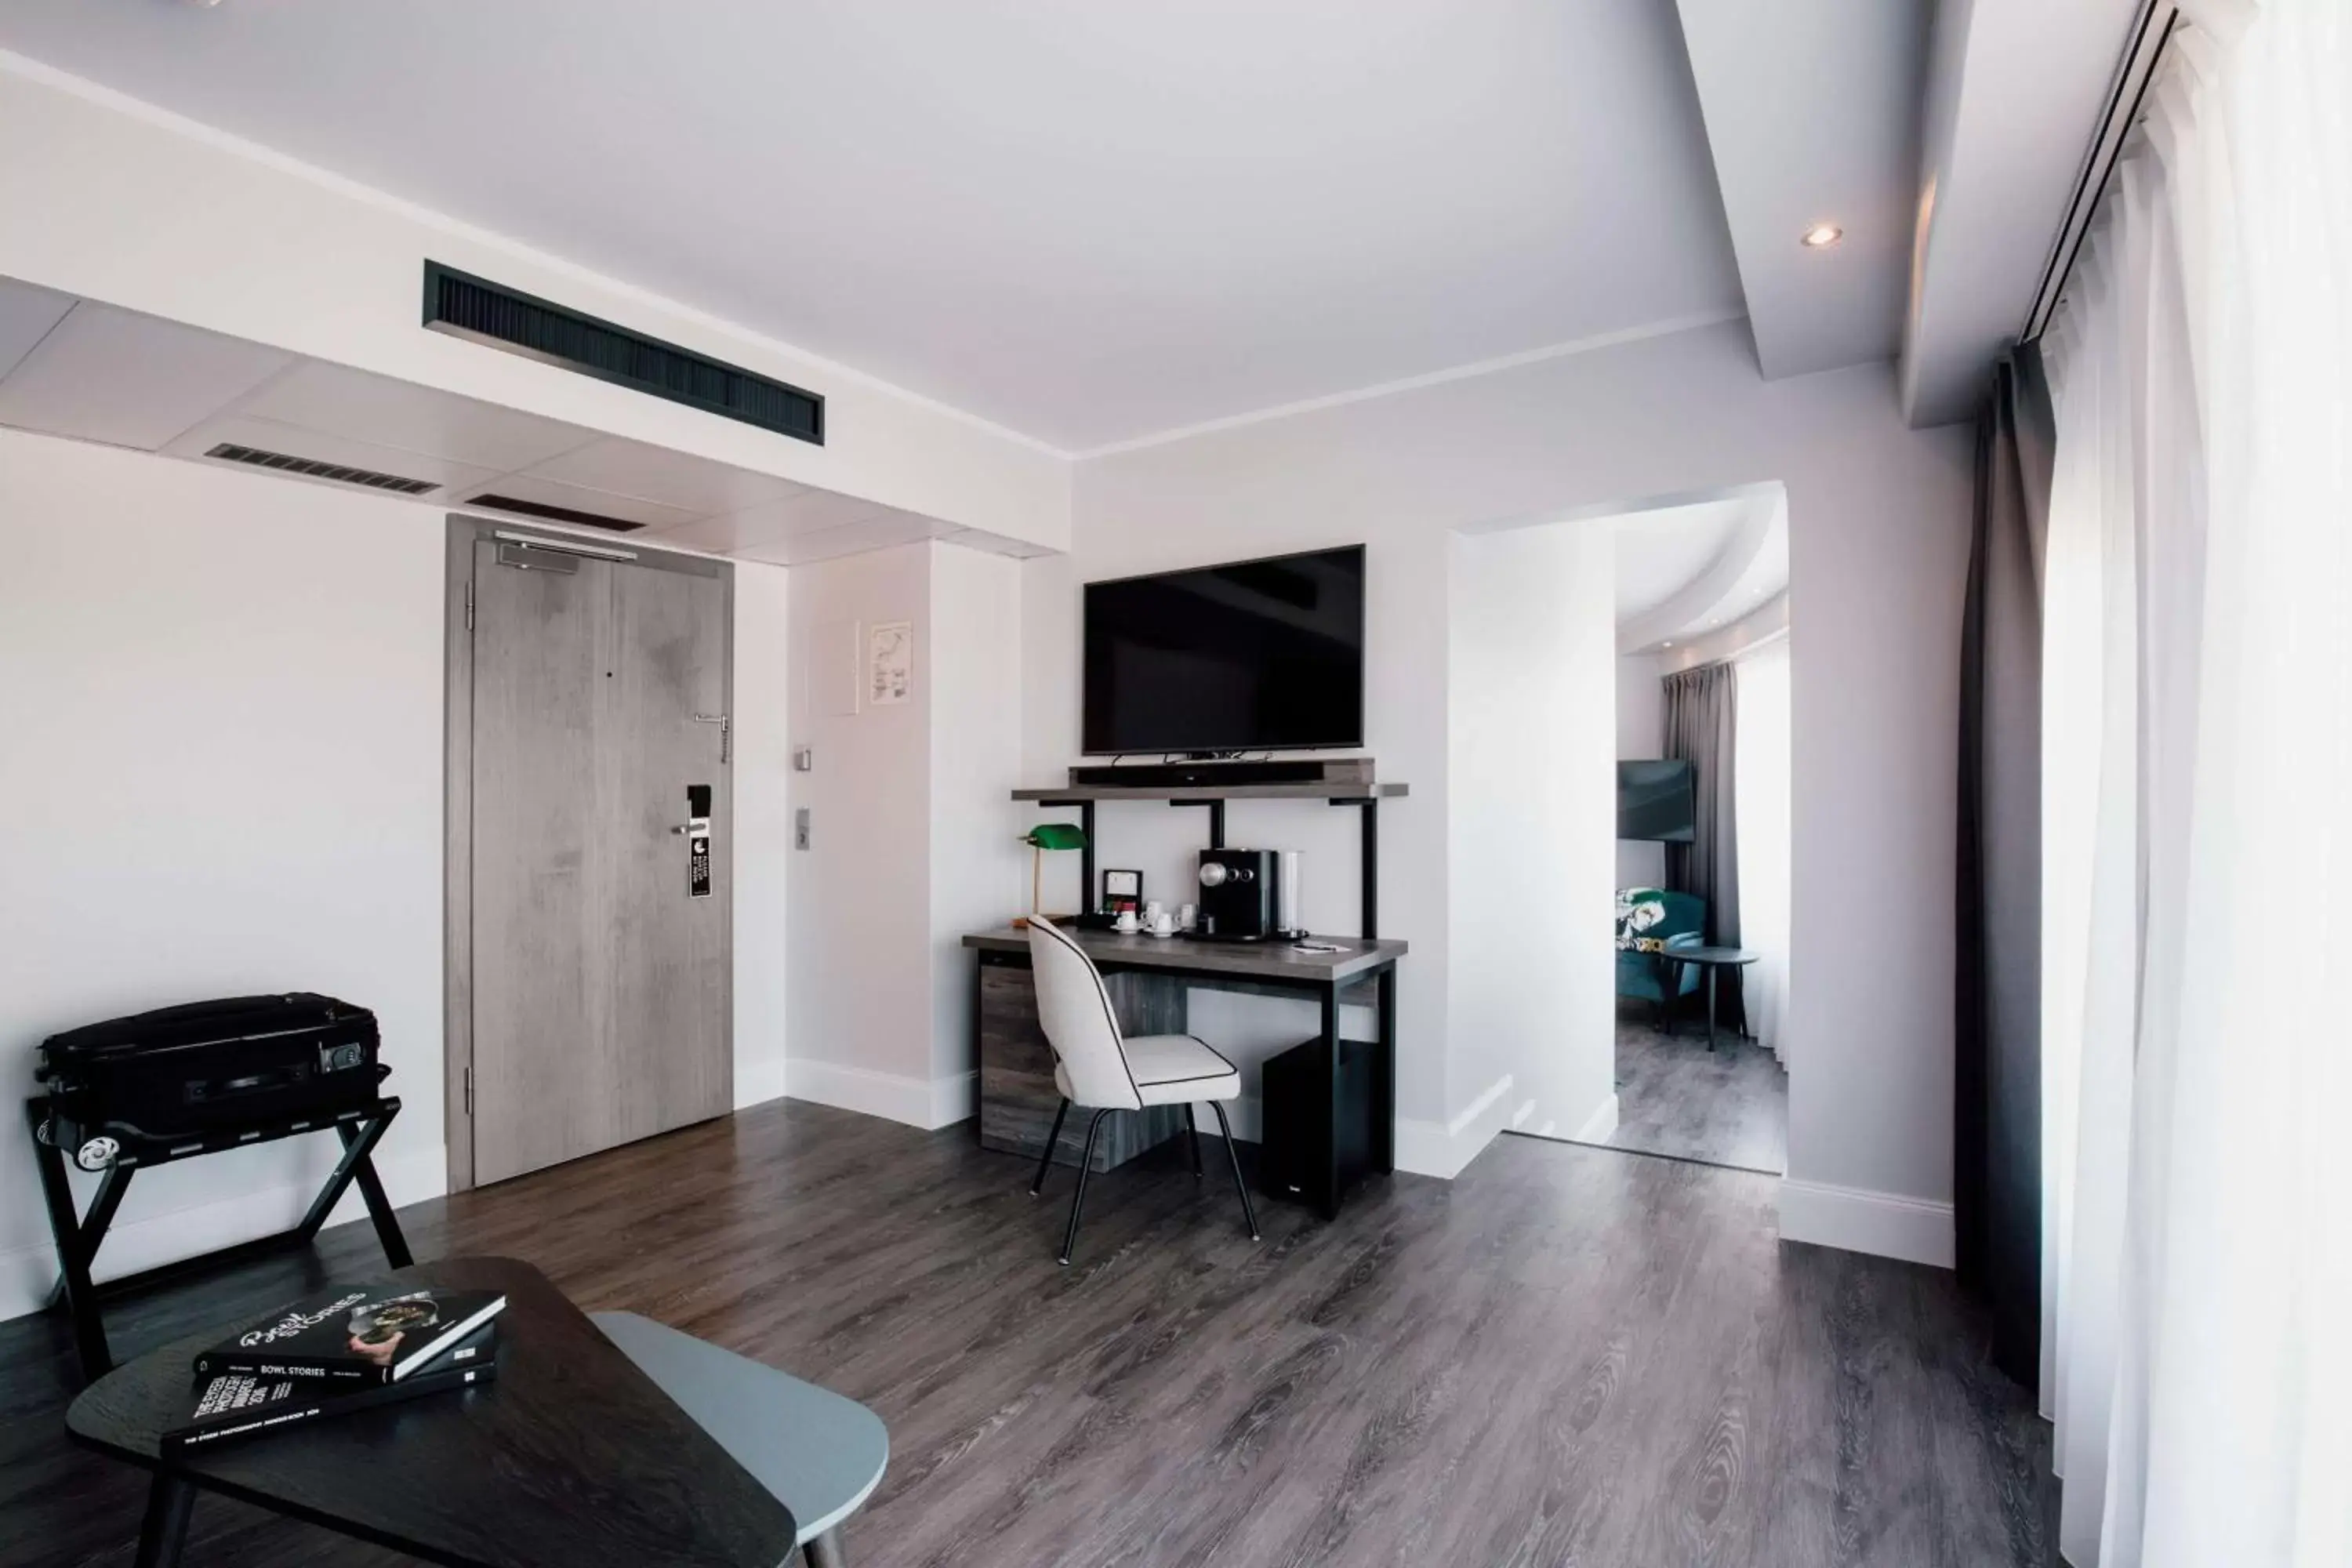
[{"left": 25, "top": 1093, "right": 412, "bottom": 1382}]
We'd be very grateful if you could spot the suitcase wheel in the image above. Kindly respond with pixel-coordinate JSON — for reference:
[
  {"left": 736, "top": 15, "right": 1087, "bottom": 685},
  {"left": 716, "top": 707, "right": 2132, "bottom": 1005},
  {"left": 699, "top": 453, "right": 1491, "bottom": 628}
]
[{"left": 75, "top": 1136, "right": 121, "bottom": 1172}]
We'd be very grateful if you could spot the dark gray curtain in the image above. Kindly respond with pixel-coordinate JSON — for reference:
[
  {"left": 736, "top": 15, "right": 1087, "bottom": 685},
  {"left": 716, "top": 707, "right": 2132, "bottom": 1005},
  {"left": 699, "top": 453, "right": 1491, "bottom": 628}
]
[
  {"left": 1957, "top": 343, "right": 2053, "bottom": 1388},
  {"left": 1663, "top": 662, "right": 1740, "bottom": 1031}
]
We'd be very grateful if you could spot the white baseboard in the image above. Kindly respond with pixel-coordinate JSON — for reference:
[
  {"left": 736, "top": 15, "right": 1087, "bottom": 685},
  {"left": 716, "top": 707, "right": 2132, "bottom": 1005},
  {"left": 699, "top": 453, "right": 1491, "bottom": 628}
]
[
  {"left": 0, "top": 1144, "right": 448, "bottom": 1326},
  {"left": 1571, "top": 1092, "right": 1621, "bottom": 1145},
  {"left": 928, "top": 1070, "right": 978, "bottom": 1129},
  {"left": 1396, "top": 1073, "right": 1515, "bottom": 1179},
  {"left": 1777, "top": 1178, "right": 1955, "bottom": 1269},
  {"left": 734, "top": 1054, "right": 790, "bottom": 1111},
  {"left": 786, "top": 1060, "right": 975, "bottom": 1132}
]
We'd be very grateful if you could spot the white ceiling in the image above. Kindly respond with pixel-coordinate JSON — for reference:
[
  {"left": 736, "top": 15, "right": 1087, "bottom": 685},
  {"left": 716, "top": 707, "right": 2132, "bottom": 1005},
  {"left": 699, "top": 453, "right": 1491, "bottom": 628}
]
[
  {"left": 0, "top": 278, "right": 1046, "bottom": 566},
  {"left": 0, "top": 2, "right": 2140, "bottom": 453},
  {"left": 1614, "top": 500, "right": 1749, "bottom": 623},
  {"left": 1899, "top": 0, "right": 2143, "bottom": 426},
  {"left": 1671, "top": 0, "right": 1932, "bottom": 381},
  {"left": 1613, "top": 492, "right": 1787, "bottom": 655},
  {"left": 0, "top": 0, "right": 1748, "bottom": 452}
]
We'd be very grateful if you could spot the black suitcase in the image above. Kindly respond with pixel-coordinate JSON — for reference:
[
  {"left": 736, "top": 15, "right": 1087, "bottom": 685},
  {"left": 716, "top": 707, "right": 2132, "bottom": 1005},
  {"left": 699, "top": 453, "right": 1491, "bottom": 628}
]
[{"left": 38, "top": 993, "right": 387, "bottom": 1169}]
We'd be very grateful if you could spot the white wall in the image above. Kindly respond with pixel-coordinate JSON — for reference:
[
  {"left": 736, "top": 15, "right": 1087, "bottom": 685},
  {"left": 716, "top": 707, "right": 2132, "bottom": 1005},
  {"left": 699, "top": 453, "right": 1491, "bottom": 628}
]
[
  {"left": 0, "top": 51, "right": 1069, "bottom": 550},
  {"left": 1044, "top": 318, "right": 1973, "bottom": 1256},
  {"left": 0, "top": 429, "right": 799, "bottom": 1322},
  {"left": 786, "top": 546, "right": 935, "bottom": 1119},
  {"left": 0, "top": 430, "right": 443, "bottom": 1319},
  {"left": 732, "top": 560, "right": 794, "bottom": 1109},
  {"left": 927, "top": 544, "right": 1026, "bottom": 1116},
  {"left": 1614, "top": 654, "right": 1668, "bottom": 889},
  {"left": 1451, "top": 521, "right": 1619, "bottom": 1144},
  {"left": 784, "top": 539, "right": 1034, "bottom": 1130}
]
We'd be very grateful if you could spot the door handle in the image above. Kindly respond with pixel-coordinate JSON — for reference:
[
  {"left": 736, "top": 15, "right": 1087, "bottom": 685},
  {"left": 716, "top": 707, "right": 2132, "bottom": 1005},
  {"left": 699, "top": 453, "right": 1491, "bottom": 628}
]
[{"left": 671, "top": 819, "right": 710, "bottom": 837}]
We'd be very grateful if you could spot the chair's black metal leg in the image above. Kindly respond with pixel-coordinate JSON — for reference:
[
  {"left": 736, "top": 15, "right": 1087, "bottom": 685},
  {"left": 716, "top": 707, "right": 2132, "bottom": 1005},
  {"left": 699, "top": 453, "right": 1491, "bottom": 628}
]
[
  {"left": 339, "top": 1120, "right": 414, "bottom": 1268},
  {"left": 132, "top": 1471, "right": 196, "bottom": 1568},
  {"left": 1058, "top": 1110, "right": 1110, "bottom": 1265},
  {"left": 1706, "top": 967, "right": 1719, "bottom": 1054},
  {"left": 1181, "top": 1104, "right": 1203, "bottom": 1178},
  {"left": 1031, "top": 1099, "right": 1071, "bottom": 1196},
  {"left": 1209, "top": 1102, "right": 1261, "bottom": 1241}
]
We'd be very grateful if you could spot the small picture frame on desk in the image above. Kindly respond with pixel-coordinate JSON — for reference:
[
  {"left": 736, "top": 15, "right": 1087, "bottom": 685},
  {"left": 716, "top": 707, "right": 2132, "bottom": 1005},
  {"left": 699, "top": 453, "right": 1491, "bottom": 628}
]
[{"left": 1102, "top": 869, "right": 1142, "bottom": 917}]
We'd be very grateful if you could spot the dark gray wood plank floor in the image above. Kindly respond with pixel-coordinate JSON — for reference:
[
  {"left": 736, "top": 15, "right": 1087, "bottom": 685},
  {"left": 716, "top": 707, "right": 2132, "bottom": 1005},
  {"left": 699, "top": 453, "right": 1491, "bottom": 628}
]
[
  {"left": 0, "top": 1099, "right": 2049, "bottom": 1567},
  {"left": 1573, "top": 1001, "right": 1790, "bottom": 1173}
]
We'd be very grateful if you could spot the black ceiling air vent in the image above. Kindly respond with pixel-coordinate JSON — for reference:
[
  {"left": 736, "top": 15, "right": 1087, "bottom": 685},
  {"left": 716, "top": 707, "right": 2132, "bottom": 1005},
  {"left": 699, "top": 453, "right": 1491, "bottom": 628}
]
[
  {"left": 205, "top": 443, "right": 439, "bottom": 495},
  {"left": 466, "top": 492, "right": 645, "bottom": 533},
  {"left": 422, "top": 262, "right": 824, "bottom": 446}
]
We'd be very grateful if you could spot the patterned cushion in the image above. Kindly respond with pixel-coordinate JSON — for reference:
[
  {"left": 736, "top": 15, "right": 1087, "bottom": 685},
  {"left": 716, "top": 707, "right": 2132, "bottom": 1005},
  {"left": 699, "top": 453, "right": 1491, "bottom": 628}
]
[{"left": 1616, "top": 887, "right": 1671, "bottom": 952}]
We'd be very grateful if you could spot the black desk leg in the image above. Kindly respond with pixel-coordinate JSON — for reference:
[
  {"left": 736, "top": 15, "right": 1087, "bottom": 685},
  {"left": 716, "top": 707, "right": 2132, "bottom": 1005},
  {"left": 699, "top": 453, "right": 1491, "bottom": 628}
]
[
  {"left": 1374, "top": 965, "right": 1396, "bottom": 1174},
  {"left": 27, "top": 1103, "right": 111, "bottom": 1379},
  {"left": 1319, "top": 985, "right": 1341, "bottom": 1221},
  {"left": 132, "top": 1471, "right": 196, "bottom": 1568}
]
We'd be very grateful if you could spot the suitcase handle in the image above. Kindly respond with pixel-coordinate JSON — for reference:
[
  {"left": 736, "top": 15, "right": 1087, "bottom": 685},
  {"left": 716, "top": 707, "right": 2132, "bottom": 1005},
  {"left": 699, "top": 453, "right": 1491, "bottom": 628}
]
[{"left": 186, "top": 1063, "right": 310, "bottom": 1105}]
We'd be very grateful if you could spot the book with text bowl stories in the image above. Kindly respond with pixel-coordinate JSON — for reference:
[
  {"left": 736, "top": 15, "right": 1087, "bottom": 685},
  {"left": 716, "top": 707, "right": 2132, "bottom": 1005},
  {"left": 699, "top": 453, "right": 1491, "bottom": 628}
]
[
  {"left": 165, "top": 1324, "right": 499, "bottom": 1454},
  {"left": 191, "top": 1281, "right": 506, "bottom": 1386}
]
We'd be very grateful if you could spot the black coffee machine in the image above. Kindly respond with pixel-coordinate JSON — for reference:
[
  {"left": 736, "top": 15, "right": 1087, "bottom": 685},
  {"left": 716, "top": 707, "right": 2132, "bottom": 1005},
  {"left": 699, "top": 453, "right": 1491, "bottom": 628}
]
[{"left": 1195, "top": 848, "right": 1292, "bottom": 942}]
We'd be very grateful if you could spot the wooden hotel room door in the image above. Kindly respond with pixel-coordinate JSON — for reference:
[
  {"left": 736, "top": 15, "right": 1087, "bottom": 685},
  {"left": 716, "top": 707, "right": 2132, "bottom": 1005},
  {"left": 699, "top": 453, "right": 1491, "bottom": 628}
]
[{"left": 455, "top": 522, "right": 731, "bottom": 1188}]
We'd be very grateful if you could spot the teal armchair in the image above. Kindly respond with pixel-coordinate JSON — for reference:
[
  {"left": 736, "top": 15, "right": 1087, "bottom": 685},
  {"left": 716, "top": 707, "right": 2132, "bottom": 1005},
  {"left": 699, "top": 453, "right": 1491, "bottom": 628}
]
[{"left": 1616, "top": 887, "right": 1706, "bottom": 1024}]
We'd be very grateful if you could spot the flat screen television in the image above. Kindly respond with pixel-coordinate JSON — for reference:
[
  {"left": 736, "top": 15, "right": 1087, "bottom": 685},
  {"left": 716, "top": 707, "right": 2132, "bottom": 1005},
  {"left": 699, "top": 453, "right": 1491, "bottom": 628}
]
[
  {"left": 1617, "top": 759, "right": 1696, "bottom": 843},
  {"left": 1083, "top": 545, "right": 1366, "bottom": 755}
]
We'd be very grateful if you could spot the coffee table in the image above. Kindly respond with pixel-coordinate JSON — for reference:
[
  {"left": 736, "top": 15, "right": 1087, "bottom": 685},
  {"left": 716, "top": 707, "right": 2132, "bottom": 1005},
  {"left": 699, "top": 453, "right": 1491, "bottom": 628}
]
[
  {"left": 67, "top": 1256, "right": 797, "bottom": 1568},
  {"left": 1659, "top": 946, "right": 1760, "bottom": 1051}
]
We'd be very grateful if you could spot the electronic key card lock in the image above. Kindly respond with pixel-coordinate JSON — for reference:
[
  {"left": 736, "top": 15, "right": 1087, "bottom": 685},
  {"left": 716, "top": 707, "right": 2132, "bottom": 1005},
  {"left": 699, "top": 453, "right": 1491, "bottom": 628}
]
[{"left": 675, "top": 784, "right": 714, "bottom": 898}]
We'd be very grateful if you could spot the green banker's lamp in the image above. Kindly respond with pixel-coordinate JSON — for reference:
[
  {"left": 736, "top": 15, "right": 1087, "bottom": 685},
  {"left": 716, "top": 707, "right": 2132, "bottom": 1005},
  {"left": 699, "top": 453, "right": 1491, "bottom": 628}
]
[{"left": 1017, "top": 822, "right": 1087, "bottom": 928}]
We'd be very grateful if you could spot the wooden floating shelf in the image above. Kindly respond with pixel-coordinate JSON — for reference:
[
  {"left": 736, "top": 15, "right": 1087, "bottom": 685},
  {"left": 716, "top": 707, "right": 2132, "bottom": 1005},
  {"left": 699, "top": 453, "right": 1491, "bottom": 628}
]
[{"left": 1011, "top": 782, "right": 1410, "bottom": 803}]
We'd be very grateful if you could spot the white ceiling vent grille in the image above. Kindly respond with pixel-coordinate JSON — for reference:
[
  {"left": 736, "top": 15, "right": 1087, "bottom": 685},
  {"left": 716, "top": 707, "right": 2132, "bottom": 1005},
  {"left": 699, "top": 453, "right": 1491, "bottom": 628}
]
[{"left": 204, "top": 442, "right": 440, "bottom": 495}]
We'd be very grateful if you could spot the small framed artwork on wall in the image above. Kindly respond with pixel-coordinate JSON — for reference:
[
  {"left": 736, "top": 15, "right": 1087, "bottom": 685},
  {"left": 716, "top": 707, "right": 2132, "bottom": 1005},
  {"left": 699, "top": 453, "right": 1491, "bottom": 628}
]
[
  {"left": 1102, "top": 868, "right": 1143, "bottom": 916},
  {"left": 868, "top": 620, "right": 913, "bottom": 706}
]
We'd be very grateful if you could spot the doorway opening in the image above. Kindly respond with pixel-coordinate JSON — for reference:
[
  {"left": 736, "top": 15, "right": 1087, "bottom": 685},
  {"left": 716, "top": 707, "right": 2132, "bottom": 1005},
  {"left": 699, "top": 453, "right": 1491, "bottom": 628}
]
[
  {"left": 1606, "top": 490, "right": 1790, "bottom": 1172},
  {"left": 1449, "top": 484, "right": 1791, "bottom": 1176}
]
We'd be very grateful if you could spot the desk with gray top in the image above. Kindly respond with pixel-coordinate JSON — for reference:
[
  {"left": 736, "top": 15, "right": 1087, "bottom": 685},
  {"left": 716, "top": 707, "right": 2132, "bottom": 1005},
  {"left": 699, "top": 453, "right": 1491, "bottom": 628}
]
[{"left": 964, "top": 927, "right": 1407, "bottom": 1218}]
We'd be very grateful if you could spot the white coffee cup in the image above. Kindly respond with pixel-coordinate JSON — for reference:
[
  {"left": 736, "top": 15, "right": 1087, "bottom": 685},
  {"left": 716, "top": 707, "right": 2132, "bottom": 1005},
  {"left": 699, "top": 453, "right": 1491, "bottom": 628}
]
[
  {"left": 1149, "top": 910, "right": 1176, "bottom": 938},
  {"left": 1143, "top": 901, "right": 1165, "bottom": 924},
  {"left": 1113, "top": 909, "right": 1141, "bottom": 934}
]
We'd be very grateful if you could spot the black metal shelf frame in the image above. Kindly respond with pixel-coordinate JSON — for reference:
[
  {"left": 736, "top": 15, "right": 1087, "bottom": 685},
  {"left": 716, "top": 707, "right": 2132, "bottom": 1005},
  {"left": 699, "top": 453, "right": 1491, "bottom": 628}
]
[{"left": 1028, "top": 792, "right": 1384, "bottom": 937}]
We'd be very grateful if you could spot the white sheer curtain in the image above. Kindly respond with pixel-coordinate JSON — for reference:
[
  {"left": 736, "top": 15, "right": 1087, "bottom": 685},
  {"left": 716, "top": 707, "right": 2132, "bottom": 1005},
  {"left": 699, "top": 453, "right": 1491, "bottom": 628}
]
[
  {"left": 2039, "top": 2, "right": 2352, "bottom": 1564},
  {"left": 1733, "top": 637, "right": 1790, "bottom": 1062}
]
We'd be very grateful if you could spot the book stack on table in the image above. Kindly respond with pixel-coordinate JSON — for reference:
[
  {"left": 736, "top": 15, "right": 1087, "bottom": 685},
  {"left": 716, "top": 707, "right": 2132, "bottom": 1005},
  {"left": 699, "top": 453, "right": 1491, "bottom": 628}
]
[{"left": 166, "top": 1283, "right": 506, "bottom": 1454}]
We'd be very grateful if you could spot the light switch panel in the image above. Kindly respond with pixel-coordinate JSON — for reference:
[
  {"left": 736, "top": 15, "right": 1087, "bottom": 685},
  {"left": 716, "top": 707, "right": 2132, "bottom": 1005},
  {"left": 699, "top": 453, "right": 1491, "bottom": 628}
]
[{"left": 793, "top": 746, "right": 814, "bottom": 772}]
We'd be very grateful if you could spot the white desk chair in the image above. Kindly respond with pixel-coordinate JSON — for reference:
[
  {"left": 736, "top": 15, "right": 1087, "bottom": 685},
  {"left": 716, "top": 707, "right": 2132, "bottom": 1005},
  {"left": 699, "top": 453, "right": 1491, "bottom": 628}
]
[{"left": 1025, "top": 917, "right": 1261, "bottom": 1265}]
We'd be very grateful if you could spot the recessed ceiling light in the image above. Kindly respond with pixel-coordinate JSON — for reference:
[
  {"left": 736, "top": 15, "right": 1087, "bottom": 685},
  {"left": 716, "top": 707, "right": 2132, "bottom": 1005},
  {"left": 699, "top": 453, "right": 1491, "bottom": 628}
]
[
  {"left": 1802, "top": 223, "right": 1844, "bottom": 249},
  {"left": 1663, "top": 641, "right": 1674, "bottom": 648}
]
